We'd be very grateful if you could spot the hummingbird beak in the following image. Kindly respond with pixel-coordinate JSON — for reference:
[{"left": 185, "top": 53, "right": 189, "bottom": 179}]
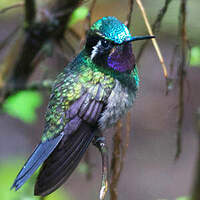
[{"left": 125, "top": 35, "right": 155, "bottom": 43}]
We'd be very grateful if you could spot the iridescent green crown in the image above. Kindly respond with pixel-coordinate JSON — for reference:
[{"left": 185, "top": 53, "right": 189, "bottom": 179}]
[{"left": 90, "top": 16, "right": 132, "bottom": 44}]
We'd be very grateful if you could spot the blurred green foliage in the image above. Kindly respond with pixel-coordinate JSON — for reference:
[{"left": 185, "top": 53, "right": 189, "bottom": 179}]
[
  {"left": 2, "top": 90, "right": 42, "bottom": 124},
  {"left": 0, "top": 0, "right": 20, "bottom": 10},
  {"left": 0, "top": 159, "right": 72, "bottom": 200},
  {"left": 176, "top": 197, "right": 190, "bottom": 200},
  {"left": 68, "top": 6, "right": 88, "bottom": 27},
  {"left": 76, "top": 162, "right": 89, "bottom": 175},
  {"left": 190, "top": 46, "right": 200, "bottom": 67}
]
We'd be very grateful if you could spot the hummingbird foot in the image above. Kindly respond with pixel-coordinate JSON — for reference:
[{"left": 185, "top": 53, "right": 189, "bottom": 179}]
[{"left": 93, "top": 133, "right": 109, "bottom": 200}]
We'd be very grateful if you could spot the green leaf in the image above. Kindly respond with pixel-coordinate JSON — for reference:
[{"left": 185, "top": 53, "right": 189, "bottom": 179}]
[
  {"left": 2, "top": 90, "right": 42, "bottom": 124},
  {"left": 0, "top": 158, "right": 71, "bottom": 200},
  {"left": 68, "top": 6, "right": 89, "bottom": 27},
  {"left": 190, "top": 46, "right": 200, "bottom": 66},
  {"left": 0, "top": 158, "right": 39, "bottom": 200},
  {"left": 46, "top": 190, "right": 72, "bottom": 200}
]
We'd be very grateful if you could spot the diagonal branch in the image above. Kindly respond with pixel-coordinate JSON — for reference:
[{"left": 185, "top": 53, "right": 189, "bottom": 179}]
[
  {"left": 0, "top": 2, "right": 24, "bottom": 14},
  {"left": 87, "top": 0, "right": 97, "bottom": 28},
  {"left": 0, "top": 0, "right": 83, "bottom": 105},
  {"left": 136, "top": 0, "right": 168, "bottom": 94},
  {"left": 175, "top": 0, "right": 188, "bottom": 160},
  {"left": 125, "top": 0, "right": 134, "bottom": 28},
  {"left": 136, "top": 0, "right": 173, "bottom": 63},
  {"left": 80, "top": 0, "right": 97, "bottom": 47}
]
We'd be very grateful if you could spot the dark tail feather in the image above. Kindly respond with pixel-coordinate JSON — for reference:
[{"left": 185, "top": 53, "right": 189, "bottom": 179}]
[
  {"left": 34, "top": 123, "right": 94, "bottom": 196},
  {"left": 11, "top": 133, "right": 64, "bottom": 191}
]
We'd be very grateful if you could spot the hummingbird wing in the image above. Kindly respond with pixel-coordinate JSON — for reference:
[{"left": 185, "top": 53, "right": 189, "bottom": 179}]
[
  {"left": 34, "top": 93, "right": 104, "bottom": 196},
  {"left": 12, "top": 64, "right": 115, "bottom": 196},
  {"left": 11, "top": 133, "right": 64, "bottom": 191}
]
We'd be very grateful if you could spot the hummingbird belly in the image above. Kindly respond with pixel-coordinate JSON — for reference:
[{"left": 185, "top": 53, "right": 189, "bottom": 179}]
[{"left": 98, "top": 79, "right": 137, "bottom": 130}]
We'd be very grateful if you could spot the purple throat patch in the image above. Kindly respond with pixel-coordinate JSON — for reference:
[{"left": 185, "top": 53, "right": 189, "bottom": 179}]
[{"left": 107, "top": 43, "right": 135, "bottom": 72}]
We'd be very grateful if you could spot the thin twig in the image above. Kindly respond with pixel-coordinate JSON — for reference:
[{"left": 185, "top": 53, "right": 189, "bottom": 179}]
[
  {"left": 87, "top": 0, "right": 97, "bottom": 28},
  {"left": 117, "top": 112, "right": 131, "bottom": 182},
  {"left": 152, "top": 0, "right": 173, "bottom": 33},
  {"left": 0, "top": 79, "right": 53, "bottom": 107},
  {"left": 6, "top": 79, "right": 53, "bottom": 93},
  {"left": 169, "top": 44, "right": 179, "bottom": 76},
  {"left": 164, "top": 44, "right": 179, "bottom": 95},
  {"left": 84, "top": 150, "right": 92, "bottom": 180},
  {"left": 136, "top": 0, "right": 173, "bottom": 63},
  {"left": 0, "top": 25, "right": 20, "bottom": 52},
  {"left": 191, "top": 108, "right": 200, "bottom": 200},
  {"left": 136, "top": 0, "right": 168, "bottom": 83},
  {"left": 122, "top": 112, "right": 131, "bottom": 168},
  {"left": 122, "top": 1, "right": 134, "bottom": 175},
  {"left": 110, "top": 121, "right": 122, "bottom": 200},
  {"left": 175, "top": 0, "right": 187, "bottom": 160},
  {"left": 125, "top": 0, "right": 134, "bottom": 28},
  {"left": 0, "top": 2, "right": 24, "bottom": 14},
  {"left": 80, "top": 0, "right": 97, "bottom": 47}
]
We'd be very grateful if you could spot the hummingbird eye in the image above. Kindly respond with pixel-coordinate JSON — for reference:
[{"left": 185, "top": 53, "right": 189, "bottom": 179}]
[{"left": 101, "top": 39, "right": 109, "bottom": 49}]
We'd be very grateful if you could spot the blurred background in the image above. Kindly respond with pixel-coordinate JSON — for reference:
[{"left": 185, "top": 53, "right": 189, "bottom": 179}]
[{"left": 0, "top": 0, "right": 200, "bottom": 200}]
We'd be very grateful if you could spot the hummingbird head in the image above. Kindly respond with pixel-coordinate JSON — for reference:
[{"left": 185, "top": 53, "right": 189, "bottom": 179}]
[{"left": 85, "top": 16, "right": 155, "bottom": 73}]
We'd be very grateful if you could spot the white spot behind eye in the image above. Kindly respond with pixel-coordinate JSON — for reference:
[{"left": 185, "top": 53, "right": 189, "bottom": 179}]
[{"left": 91, "top": 40, "right": 102, "bottom": 60}]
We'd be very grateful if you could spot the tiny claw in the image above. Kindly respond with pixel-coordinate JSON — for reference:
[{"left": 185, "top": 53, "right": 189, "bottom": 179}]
[
  {"left": 93, "top": 133, "right": 109, "bottom": 200},
  {"left": 99, "top": 179, "right": 108, "bottom": 200}
]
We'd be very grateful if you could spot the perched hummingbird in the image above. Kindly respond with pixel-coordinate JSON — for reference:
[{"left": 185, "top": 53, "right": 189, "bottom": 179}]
[{"left": 11, "top": 16, "right": 154, "bottom": 196}]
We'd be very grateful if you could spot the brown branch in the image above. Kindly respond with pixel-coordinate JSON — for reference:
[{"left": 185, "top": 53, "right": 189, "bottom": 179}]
[
  {"left": 125, "top": 0, "right": 134, "bottom": 29},
  {"left": 164, "top": 44, "right": 179, "bottom": 95},
  {"left": 5, "top": 79, "right": 53, "bottom": 94},
  {"left": 93, "top": 133, "right": 109, "bottom": 200},
  {"left": 110, "top": 3, "right": 134, "bottom": 199},
  {"left": 119, "top": 0, "right": 134, "bottom": 180},
  {"left": 80, "top": 0, "right": 97, "bottom": 47},
  {"left": 114, "top": 112, "right": 131, "bottom": 187},
  {"left": 110, "top": 120, "right": 122, "bottom": 200},
  {"left": 0, "top": 25, "right": 20, "bottom": 52},
  {"left": 25, "top": 0, "right": 36, "bottom": 25},
  {"left": 0, "top": 30, "right": 25, "bottom": 94},
  {"left": 169, "top": 45, "right": 179, "bottom": 76},
  {"left": 0, "top": 0, "right": 82, "bottom": 104},
  {"left": 122, "top": 112, "right": 131, "bottom": 168},
  {"left": 175, "top": 0, "right": 188, "bottom": 160},
  {"left": 0, "top": 2, "right": 24, "bottom": 14},
  {"left": 87, "top": 0, "right": 97, "bottom": 28},
  {"left": 136, "top": 0, "right": 173, "bottom": 63},
  {"left": 191, "top": 108, "right": 200, "bottom": 199},
  {"left": 136, "top": 0, "right": 168, "bottom": 95},
  {"left": 84, "top": 150, "right": 92, "bottom": 180}
]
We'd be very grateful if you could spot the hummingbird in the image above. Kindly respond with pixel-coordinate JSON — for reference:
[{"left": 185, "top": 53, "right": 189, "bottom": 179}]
[{"left": 11, "top": 16, "right": 154, "bottom": 196}]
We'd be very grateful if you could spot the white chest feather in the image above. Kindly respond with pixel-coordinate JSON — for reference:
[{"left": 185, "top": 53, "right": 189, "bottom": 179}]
[{"left": 99, "top": 80, "right": 136, "bottom": 130}]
